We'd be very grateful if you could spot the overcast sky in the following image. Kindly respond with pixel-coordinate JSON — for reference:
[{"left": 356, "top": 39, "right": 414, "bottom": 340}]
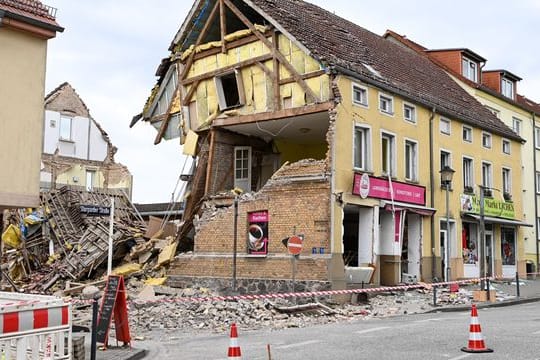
[{"left": 44, "top": 0, "right": 540, "bottom": 204}]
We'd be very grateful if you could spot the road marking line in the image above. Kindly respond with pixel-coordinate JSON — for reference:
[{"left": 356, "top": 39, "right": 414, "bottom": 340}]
[
  {"left": 356, "top": 326, "right": 390, "bottom": 334},
  {"left": 449, "top": 354, "right": 472, "bottom": 360},
  {"left": 415, "top": 318, "right": 444, "bottom": 323},
  {"left": 275, "top": 340, "right": 320, "bottom": 349}
]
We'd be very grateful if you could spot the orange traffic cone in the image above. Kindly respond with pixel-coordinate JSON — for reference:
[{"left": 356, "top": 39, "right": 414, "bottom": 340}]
[
  {"left": 461, "top": 304, "right": 493, "bottom": 353},
  {"left": 227, "top": 323, "right": 242, "bottom": 359}
]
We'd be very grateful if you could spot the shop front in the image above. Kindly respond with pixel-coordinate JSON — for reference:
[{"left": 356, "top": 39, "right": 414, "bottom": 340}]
[
  {"left": 346, "top": 173, "right": 434, "bottom": 285},
  {"left": 460, "top": 194, "right": 532, "bottom": 279}
]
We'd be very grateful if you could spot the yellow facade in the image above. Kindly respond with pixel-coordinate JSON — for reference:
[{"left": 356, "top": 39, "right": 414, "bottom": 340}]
[{"left": 0, "top": 28, "right": 48, "bottom": 209}]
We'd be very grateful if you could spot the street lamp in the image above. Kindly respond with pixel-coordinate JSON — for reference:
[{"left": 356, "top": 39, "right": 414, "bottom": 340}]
[{"left": 440, "top": 166, "right": 455, "bottom": 282}]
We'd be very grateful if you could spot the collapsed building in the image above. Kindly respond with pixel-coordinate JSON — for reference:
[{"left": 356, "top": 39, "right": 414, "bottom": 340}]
[{"left": 133, "top": 0, "right": 527, "bottom": 291}]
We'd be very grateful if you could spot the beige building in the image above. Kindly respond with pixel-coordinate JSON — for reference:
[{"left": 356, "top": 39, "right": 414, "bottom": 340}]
[{"left": 0, "top": 0, "right": 63, "bottom": 212}]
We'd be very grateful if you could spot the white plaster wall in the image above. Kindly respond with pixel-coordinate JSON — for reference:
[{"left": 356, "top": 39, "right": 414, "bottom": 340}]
[{"left": 88, "top": 120, "right": 108, "bottom": 161}]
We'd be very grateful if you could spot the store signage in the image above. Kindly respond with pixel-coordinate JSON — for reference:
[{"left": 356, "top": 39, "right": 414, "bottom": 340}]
[
  {"left": 247, "top": 210, "right": 268, "bottom": 256},
  {"left": 352, "top": 173, "right": 425, "bottom": 205},
  {"left": 460, "top": 194, "right": 515, "bottom": 219}
]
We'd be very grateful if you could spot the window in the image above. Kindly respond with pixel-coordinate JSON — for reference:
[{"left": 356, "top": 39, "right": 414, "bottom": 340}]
[
  {"left": 381, "top": 133, "right": 395, "bottom": 176},
  {"left": 501, "top": 78, "right": 514, "bottom": 99},
  {"left": 215, "top": 70, "right": 245, "bottom": 110},
  {"left": 379, "top": 93, "right": 394, "bottom": 114},
  {"left": 502, "top": 168, "right": 511, "bottom": 195},
  {"left": 85, "top": 170, "right": 95, "bottom": 191},
  {"left": 482, "top": 162, "right": 492, "bottom": 190},
  {"left": 482, "top": 132, "right": 492, "bottom": 148},
  {"left": 352, "top": 84, "right": 368, "bottom": 107},
  {"left": 502, "top": 139, "right": 511, "bottom": 154},
  {"left": 149, "top": 64, "right": 178, "bottom": 117},
  {"left": 405, "top": 140, "right": 418, "bottom": 181},
  {"left": 440, "top": 117, "right": 451, "bottom": 135},
  {"left": 485, "top": 106, "right": 500, "bottom": 118},
  {"left": 501, "top": 228, "right": 515, "bottom": 265},
  {"left": 512, "top": 117, "right": 522, "bottom": 135},
  {"left": 462, "top": 57, "right": 478, "bottom": 82},
  {"left": 403, "top": 103, "right": 416, "bottom": 123},
  {"left": 536, "top": 172, "right": 540, "bottom": 193},
  {"left": 535, "top": 127, "right": 540, "bottom": 149},
  {"left": 59, "top": 116, "right": 72, "bottom": 141},
  {"left": 234, "top": 146, "right": 251, "bottom": 192},
  {"left": 463, "top": 157, "right": 474, "bottom": 191},
  {"left": 440, "top": 150, "right": 451, "bottom": 170},
  {"left": 354, "top": 125, "right": 371, "bottom": 170},
  {"left": 462, "top": 125, "right": 472, "bottom": 142}
]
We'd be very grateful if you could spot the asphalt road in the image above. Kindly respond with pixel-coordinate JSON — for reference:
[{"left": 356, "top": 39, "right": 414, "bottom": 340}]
[{"left": 137, "top": 302, "right": 540, "bottom": 359}]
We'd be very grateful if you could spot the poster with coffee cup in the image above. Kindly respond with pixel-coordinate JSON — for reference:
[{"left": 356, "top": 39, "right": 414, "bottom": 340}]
[{"left": 247, "top": 210, "right": 268, "bottom": 255}]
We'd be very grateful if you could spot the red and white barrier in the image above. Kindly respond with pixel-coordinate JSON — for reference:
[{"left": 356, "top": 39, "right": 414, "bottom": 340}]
[{"left": 0, "top": 292, "right": 72, "bottom": 360}]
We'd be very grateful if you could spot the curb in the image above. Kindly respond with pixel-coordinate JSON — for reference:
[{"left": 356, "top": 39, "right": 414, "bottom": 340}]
[{"left": 424, "top": 296, "right": 540, "bottom": 313}]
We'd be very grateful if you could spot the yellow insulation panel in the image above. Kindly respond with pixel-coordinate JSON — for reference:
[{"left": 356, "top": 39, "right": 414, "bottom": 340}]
[
  {"left": 291, "top": 83, "right": 305, "bottom": 107},
  {"left": 196, "top": 81, "right": 209, "bottom": 125},
  {"left": 305, "top": 55, "right": 321, "bottom": 73}
]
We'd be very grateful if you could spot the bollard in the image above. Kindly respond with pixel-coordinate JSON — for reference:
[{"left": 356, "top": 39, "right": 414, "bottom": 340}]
[
  {"left": 91, "top": 298, "right": 98, "bottom": 360},
  {"left": 433, "top": 285, "right": 437, "bottom": 307},
  {"left": 361, "top": 281, "right": 364, "bottom": 289},
  {"left": 486, "top": 278, "right": 490, "bottom": 301},
  {"left": 516, "top": 272, "right": 520, "bottom": 298}
]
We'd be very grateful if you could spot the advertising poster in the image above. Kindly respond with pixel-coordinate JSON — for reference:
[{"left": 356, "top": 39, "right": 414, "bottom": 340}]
[{"left": 247, "top": 210, "right": 268, "bottom": 256}]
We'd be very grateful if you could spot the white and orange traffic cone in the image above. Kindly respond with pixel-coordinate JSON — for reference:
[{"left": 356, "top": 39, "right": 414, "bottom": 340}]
[
  {"left": 227, "top": 323, "right": 242, "bottom": 359},
  {"left": 461, "top": 304, "right": 493, "bottom": 353}
]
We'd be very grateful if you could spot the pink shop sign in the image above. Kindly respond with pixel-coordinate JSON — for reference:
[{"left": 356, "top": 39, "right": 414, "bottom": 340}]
[{"left": 352, "top": 173, "right": 426, "bottom": 205}]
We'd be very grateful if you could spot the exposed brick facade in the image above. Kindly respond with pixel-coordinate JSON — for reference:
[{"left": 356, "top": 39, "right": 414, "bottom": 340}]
[
  {"left": 426, "top": 50, "right": 462, "bottom": 76},
  {"left": 481, "top": 71, "right": 501, "bottom": 93}
]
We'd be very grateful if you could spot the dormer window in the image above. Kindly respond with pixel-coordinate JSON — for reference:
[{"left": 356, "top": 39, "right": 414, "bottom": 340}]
[
  {"left": 501, "top": 78, "right": 514, "bottom": 99},
  {"left": 462, "top": 57, "right": 478, "bottom": 82}
]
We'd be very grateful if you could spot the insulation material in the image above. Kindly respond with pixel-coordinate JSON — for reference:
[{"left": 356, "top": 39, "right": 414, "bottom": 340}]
[
  {"left": 305, "top": 55, "right": 322, "bottom": 73},
  {"left": 112, "top": 263, "right": 142, "bottom": 276},
  {"left": 183, "top": 130, "right": 199, "bottom": 156},
  {"left": 157, "top": 242, "right": 178, "bottom": 267},
  {"left": 180, "top": 44, "right": 195, "bottom": 61},
  {"left": 320, "top": 76, "right": 330, "bottom": 101},
  {"left": 2, "top": 224, "right": 21, "bottom": 249},
  {"left": 252, "top": 68, "right": 267, "bottom": 111},
  {"left": 244, "top": 68, "right": 254, "bottom": 108},
  {"left": 281, "top": 83, "right": 292, "bottom": 98},
  {"left": 279, "top": 34, "right": 292, "bottom": 61},
  {"left": 196, "top": 81, "right": 209, "bottom": 124},
  {"left": 291, "top": 83, "right": 306, "bottom": 107},
  {"left": 204, "top": 55, "right": 218, "bottom": 73},
  {"left": 306, "top": 77, "right": 322, "bottom": 101},
  {"left": 216, "top": 52, "right": 228, "bottom": 68},
  {"left": 291, "top": 47, "right": 306, "bottom": 74},
  {"left": 144, "top": 277, "right": 167, "bottom": 286},
  {"left": 224, "top": 28, "right": 251, "bottom": 41},
  {"left": 170, "top": 91, "right": 181, "bottom": 113}
]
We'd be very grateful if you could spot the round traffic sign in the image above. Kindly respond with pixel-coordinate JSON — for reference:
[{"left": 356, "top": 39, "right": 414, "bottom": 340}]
[{"left": 287, "top": 235, "right": 303, "bottom": 255}]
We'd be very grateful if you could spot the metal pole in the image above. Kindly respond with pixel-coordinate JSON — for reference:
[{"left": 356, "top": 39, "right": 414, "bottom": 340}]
[
  {"left": 433, "top": 285, "right": 437, "bottom": 307},
  {"left": 446, "top": 182, "right": 451, "bottom": 282},
  {"left": 107, "top": 197, "right": 115, "bottom": 275},
  {"left": 516, "top": 271, "right": 520, "bottom": 298},
  {"left": 91, "top": 299, "right": 98, "bottom": 360},
  {"left": 232, "top": 196, "right": 238, "bottom": 292},
  {"left": 479, "top": 186, "right": 486, "bottom": 291}
]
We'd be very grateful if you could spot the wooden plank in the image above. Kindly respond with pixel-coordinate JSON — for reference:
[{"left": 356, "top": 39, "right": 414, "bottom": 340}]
[
  {"left": 220, "top": 0, "right": 227, "bottom": 53},
  {"left": 182, "top": 81, "right": 199, "bottom": 106},
  {"left": 272, "top": 31, "right": 281, "bottom": 111},
  {"left": 213, "top": 101, "right": 333, "bottom": 126},
  {"left": 279, "top": 70, "right": 325, "bottom": 85},
  {"left": 223, "top": 0, "right": 320, "bottom": 103}
]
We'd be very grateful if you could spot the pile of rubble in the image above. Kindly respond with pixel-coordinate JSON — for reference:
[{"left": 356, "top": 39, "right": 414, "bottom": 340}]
[{"left": 1, "top": 186, "right": 177, "bottom": 293}]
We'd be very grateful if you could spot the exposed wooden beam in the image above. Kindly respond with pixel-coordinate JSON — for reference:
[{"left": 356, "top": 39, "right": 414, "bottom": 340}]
[
  {"left": 223, "top": 0, "right": 320, "bottom": 103},
  {"left": 219, "top": 0, "right": 227, "bottom": 53},
  {"left": 213, "top": 101, "right": 333, "bottom": 127},
  {"left": 180, "top": 0, "right": 220, "bottom": 80},
  {"left": 181, "top": 53, "right": 273, "bottom": 85},
  {"left": 279, "top": 70, "right": 326, "bottom": 85},
  {"left": 191, "top": 31, "right": 273, "bottom": 61},
  {"left": 155, "top": 66, "right": 183, "bottom": 144},
  {"left": 204, "top": 128, "right": 216, "bottom": 194},
  {"left": 182, "top": 80, "right": 200, "bottom": 106},
  {"left": 272, "top": 31, "right": 281, "bottom": 111}
]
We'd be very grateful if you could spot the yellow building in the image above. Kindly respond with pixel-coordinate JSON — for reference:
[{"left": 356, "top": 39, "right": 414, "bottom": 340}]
[
  {"left": 136, "top": 0, "right": 526, "bottom": 288},
  {"left": 0, "top": 1, "right": 63, "bottom": 210}
]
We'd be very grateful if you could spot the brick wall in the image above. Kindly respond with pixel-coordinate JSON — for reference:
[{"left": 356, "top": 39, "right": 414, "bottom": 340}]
[
  {"left": 427, "top": 51, "right": 462, "bottom": 75},
  {"left": 481, "top": 71, "right": 501, "bottom": 93}
]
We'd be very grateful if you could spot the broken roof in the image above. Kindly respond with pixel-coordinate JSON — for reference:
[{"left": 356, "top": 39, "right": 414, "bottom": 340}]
[{"left": 0, "top": 0, "right": 63, "bottom": 31}]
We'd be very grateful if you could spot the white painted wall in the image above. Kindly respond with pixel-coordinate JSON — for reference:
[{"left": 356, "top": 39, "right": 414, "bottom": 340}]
[{"left": 43, "top": 110, "right": 108, "bottom": 161}]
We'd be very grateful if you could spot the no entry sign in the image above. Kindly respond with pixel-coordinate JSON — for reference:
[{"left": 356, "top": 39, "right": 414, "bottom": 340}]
[{"left": 287, "top": 235, "right": 303, "bottom": 255}]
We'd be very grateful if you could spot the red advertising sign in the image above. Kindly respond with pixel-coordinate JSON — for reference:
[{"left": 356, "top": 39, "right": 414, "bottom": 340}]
[
  {"left": 247, "top": 210, "right": 268, "bottom": 256},
  {"left": 352, "top": 173, "right": 426, "bottom": 205}
]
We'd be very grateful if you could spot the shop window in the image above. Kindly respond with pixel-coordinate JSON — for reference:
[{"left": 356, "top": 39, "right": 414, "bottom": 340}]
[
  {"left": 462, "top": 223, "right": 478, "bottom": 264},
  {"left": 501, "top": 228, "right": 516, "bottom": 265}
]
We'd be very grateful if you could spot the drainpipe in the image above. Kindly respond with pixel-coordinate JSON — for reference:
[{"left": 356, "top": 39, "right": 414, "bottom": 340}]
[
  {"left": 533, "top": 112, "right": 539, "bottom": 272},
  {"left": 429, "top": 108, "right": 436, "bottom": 280}
]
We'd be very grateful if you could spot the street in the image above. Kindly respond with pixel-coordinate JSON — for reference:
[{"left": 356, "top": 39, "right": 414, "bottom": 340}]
[{"left": 137, "top": 302, "right": 540, "bottom": 359}]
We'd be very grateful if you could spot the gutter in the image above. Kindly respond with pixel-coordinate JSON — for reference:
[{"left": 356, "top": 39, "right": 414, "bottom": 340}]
[
  {"left": 429, "top": 108, "right": 436, "bottom": 280},
  {"left": 0, "top": 9, "right": 64, "bottom": 33},
  {"left": 534, "top": 112, "right": 539, "bottom": 271}
]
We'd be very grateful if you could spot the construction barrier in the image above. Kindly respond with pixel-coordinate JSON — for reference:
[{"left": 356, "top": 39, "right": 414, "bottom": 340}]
[{"left": 0, "top": 292, "right": 71, "bottom": 360}]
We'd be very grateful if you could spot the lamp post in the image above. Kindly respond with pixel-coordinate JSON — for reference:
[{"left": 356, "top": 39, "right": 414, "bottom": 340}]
[
  {"left": 440, "top": 166, "right": 455, "bottom": 282},
  {"left": 479, "top": 185, "right": 486, "bottom": 291}
]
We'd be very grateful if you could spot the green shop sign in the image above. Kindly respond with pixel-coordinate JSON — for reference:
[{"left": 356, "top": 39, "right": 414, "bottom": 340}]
[{"left": 460, "top": 194, "right": 514, "bottom": 219}]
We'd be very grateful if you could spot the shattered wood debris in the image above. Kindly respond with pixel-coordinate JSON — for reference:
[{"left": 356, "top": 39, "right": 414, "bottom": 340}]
[{"left": 1, "top": 186, "right": 179, "bottom": 293}]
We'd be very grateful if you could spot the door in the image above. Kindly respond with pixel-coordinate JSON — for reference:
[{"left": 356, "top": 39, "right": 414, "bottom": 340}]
[
  {"left": 234, "top": 146, "right": 251, "bottom": 192},
  {"left": 485, "top": 231, "right": 494, "bottom": 277},
  {"left": 501, "top": 227, "right": 516, "bottom": 277},
  {"left": 440, "top": 229, "right": 447, "bottom": 281}
]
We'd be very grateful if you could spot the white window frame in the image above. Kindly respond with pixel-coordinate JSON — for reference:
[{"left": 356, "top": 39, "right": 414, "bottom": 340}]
[
  {"left": 502, "top": 139, "right": 511, "bottom": 155},
  {"left": 234, "top": 146, "right": 251, "bottom": 192},
  {"left": 482, "top": 161, "right": 493, "bottom": 190},
  {"left": 378, "top": 93, "right": 394, "bottom": 115},
  {"left": 353, "top": 124, "right": 371, "bottom": 171},
  {"left": 502, "top": 167, "right": 511, "bottom": 195},
  {"left": 403, "top": 103, "right": 416, "bottom": 123},
  {"left": 404, "top": 139, "right": 418, "bottom": 181},
  {"left": 440, "top": 149, "right": 451, "bottom": 171},
  {"left": 59, "top": 116, "right": 72, "bottom": 141},
  {"left": 215, "top": 69, "right": 245, "bottom": 111},
  {"left": 462, "top": 125, "right": 472, "bottom": 143},
  {"left": 463, "top": 156, "right": 474, "bottom": 191},
  {"left": 462, "top": 57, "right": 478, "bottom": 82},
  {"left": 512, "top": 117, "right": 522, "bottom": 135},
  {"left": 352, "top": 83, "right": 368, "bottom": 107},
  {"left": 501, "top": 78, "right": 514, "bottom": 99},
  {"left": 440, "top": 117, "right": 451, "bottom": 135},
  {"left": 381, "top": 131, "right": 396, "bottom": 176},
  {"left": 535, "top": 127, "right": 540, "bottom": 150},
  {"left": 482, "top": 132, "right": 492, "bottom": 149}
]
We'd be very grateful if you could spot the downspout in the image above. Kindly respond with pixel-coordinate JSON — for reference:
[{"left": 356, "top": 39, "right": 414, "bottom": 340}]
[
  {"left": 533, "top": 112, "right": 539, "bottom": 272},
  {"left": 429, "top": 107, "right": 436, "bottom": 280}
]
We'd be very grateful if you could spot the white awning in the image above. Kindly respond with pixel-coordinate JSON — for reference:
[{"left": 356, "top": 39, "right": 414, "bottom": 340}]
[
  {"left": 380, "top": 201, "right": 436, "bottom": 216},
  {"left": 464, "top": 214, "right": 533, "bottom": 227}
]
